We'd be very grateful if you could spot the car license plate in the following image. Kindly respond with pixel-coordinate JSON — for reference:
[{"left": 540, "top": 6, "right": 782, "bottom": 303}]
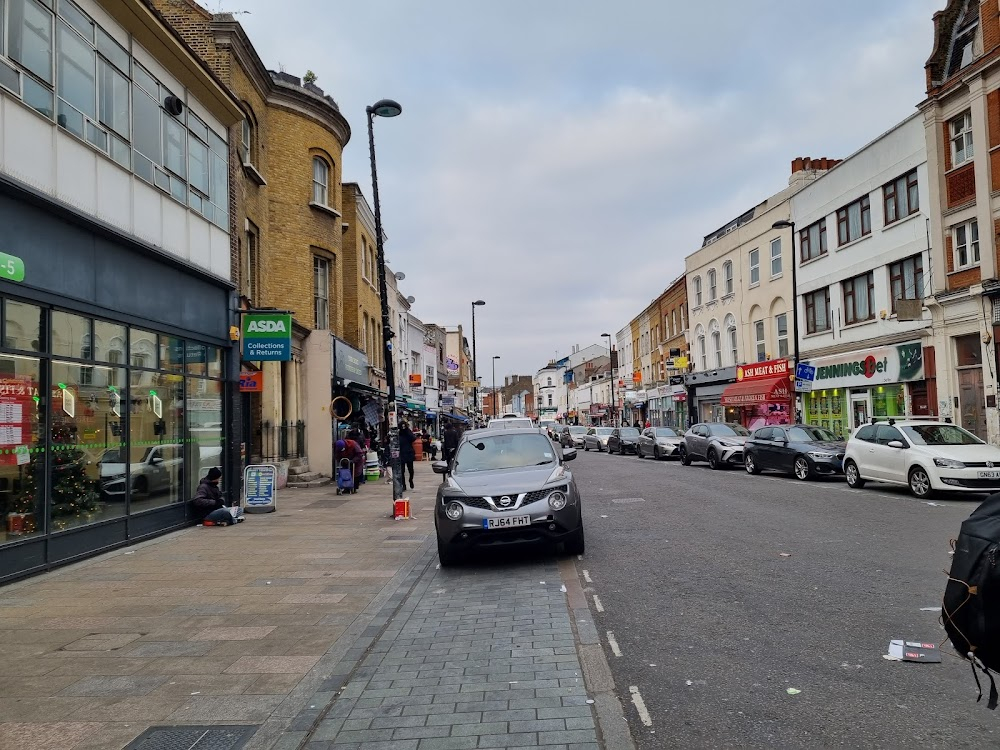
[
  {"left": 484, "top": 515, "right": 530, "bottom": 530},
  {"left": 979, "top": 470, "right": 1000, "bottom": 479}
]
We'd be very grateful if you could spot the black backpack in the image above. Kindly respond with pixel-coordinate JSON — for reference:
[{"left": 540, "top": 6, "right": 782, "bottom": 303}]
[{"left": 943, "top": 492, "right": 1000, "bottom": 709}]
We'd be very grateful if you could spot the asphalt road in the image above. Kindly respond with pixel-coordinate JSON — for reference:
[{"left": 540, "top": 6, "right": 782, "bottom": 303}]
[{"left": 568, "top": 448, "right": 1000, "bottom": 749}]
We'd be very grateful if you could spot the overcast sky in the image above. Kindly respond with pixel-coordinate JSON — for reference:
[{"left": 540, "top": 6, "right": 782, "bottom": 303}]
[{"left": 220, "top": 0, "right": 941, "bottom": 379}]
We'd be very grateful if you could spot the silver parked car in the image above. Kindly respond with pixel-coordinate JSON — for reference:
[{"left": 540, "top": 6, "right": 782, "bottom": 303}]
[
  {"left": 582, "top": 427, "right": 615, "bottom": 452},
  {"left": 680, "top": 422, "right": 750, "bottom": 469},
  {"left": 636, "top": 427, "right": 685, "bottom": 459},
  {"left": 432, "top": 427, "right": 584, "bottom": 566}
]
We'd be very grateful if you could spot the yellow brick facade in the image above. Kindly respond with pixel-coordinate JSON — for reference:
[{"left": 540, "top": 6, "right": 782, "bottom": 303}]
[{"left": 341, "top": 183, "right": 384, "bottom": 371}]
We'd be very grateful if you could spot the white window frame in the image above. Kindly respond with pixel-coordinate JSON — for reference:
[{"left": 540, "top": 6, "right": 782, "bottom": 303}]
[
  {"left": 749, "top": 248, "right": 760, "bottom": 286},
  {"left": 312, "top": 156, "right": 329, "bottom": 206},
  {"left": 698, "top": 334, "right": 706, "bottom": 370},
  {"left": 726, "top": 315, "right": 737, "bottom": 365},
  {"left": 693, "top": 276, "right": 702, "bottom": 307},
  {"left": 954, "top": 219, "right": 981, "bottom": 269},
  {"left": 707, "top": 269, "right": 717, "bottom": 302},
  {"left": 775, "top": 313, "right": 788, "bottom": 358},
  {"left": 951, "top": 111, "right": 974, "bottom": 167},
  {"left": 313, "top": 256, "right": 330, "bottom": 329},
  {"left": 770, "top": 238, "right": 782, "bottom": 277},
  {"left": 723, "top": 261, "right": 733, "bottom": 296},
  {"left": 754, "top": 320, "right": 765, "bottom": 362}
]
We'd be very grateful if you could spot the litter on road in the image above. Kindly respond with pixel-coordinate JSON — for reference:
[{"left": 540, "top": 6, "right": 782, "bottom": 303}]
[
  {"left": 886, "top": 640, "right": 942, "bottom": 663},
  {"left": 779, "top": 552, "right": 792, "bottom": 557},
  {"left": 787, "top": 688, "right": 802, "bottom": 695}
]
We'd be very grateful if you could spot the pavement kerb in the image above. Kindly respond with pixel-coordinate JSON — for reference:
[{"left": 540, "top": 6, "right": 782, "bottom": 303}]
[{"left": 559, "top": 557, "right": 638, "bottom": 750}]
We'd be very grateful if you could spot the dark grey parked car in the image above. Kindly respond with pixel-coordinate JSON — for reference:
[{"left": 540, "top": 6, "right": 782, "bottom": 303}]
[
  {"left": 744, "top": 424, "right": 846, "bottom": 480},
  {"left": 432, "top": 427, "right": 585, "bottom": 565},
  {"left": 636, "top": 427, "right": 685, "bottom": 459},
  {"left": 680, "top": 422, "right": 750, "bottom": 469},
  {"left": 607, "top": 427, "right": 641, "bottom": 454}
]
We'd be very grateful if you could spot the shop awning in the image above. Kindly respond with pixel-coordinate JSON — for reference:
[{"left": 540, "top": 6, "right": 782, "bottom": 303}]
[
  {"left": 720, "top": 376, "right": 791, "bottom": 406},
  {"left": 440, "top": 412, "right": 470, "bottom": 423}
]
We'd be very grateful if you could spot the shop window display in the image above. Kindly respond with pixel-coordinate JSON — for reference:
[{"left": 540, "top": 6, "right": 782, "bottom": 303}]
[
  {"left": 128, "top": 369, "right": 184, "bottom": 513},
  {"left": 0, "top": 355, "right": 44, "bottom": 542},
  {"left": 186, "top": 377, "right": 223, "bottom": 499},
  {"left": 807, "top": 390, "right": 847, "bottom": 439}
]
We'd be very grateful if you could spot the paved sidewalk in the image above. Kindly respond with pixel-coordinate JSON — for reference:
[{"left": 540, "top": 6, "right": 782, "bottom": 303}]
[{"left": 0, "top": 462, "right": 441, "bottom": 750}]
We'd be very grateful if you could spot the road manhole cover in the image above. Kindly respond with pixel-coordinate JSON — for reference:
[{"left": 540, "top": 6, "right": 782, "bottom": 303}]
[
  {"left": 611, "top": 497, "right": 645, "bottom": 504},
  {"left": 124, "top": 726, "right": 257, "bottom": 750}
]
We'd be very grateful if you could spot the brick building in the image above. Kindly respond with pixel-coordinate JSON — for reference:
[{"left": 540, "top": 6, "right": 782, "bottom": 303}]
[
  {"left": 341, "top": 183, "right": 385, "bottom": 392},
  {"left": 151, "top": 1, "right": 353, "bottom": 471},
  {"left": 921, "top": 0, "right": 1000, "bottom": 442},
  {"left": 652, "top": 274, "right": 690, "bottom": 428}
]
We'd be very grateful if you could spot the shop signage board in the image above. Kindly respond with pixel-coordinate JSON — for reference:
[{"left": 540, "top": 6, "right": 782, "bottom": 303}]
[
  {"left": 243, "top": 464, "right": 277, "bottom": 513},
  {"left": 674, "top": 356, "right": 689, "bottom": 370},
  {"left": 333, "top": 338, "right": 369, "bottom": 383},
  {"left": 0, "top": 252, "right": 25, "bottom": 283},
  {"left": 736, "top": 358, "right": 789, "bottom": 382},
  {"left": 804, "top": 342, "right": 923, "bottom": 389},
  {"left": 242, "top": 313, "right": 292, "bottom": 361},
  {"left": 239, "top": 370, "right": 263, "bottom": 392},
  {"left": 408, "top": 373, "right": 422, "bottom": 386}
]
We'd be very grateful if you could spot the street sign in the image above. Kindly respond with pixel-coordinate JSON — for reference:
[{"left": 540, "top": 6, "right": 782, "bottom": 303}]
[
  {"left": 0, "top": 252, "right": 25, "bottom": 283},
  {"left": 795, "top": 362, "right": 816, "bottom": 382},
  {"left": 795, "top": 378, "right": 813, "bottom": 392},
  {"left": 243, "top": 464, "right": 277, "bottom": 513},
  {"left": 242, "top": 313, "right": 292, "bottom": 361}
]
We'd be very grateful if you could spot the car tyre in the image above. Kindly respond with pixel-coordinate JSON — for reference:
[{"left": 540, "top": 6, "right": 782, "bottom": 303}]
[
  {"left": 680, "top": 445, "right": 691, "bottom": 466},
  {"left": 653, "top": 446, "right": 661, "bottom": 460},
  {"left": 845, "top": 460, "right": 865, "bottom": 489},
  {"left": 565, "top": 525, "right": 585, "bottom": 555},
  {"left": 707, "top": 449, "right": 721, "bottom": 470},
  {"left": 132, "top": 476, "right": 149, "bottom": 499},
  {"left": 437, "top": 536, "right": 460, "bottom": 567},
  {"left": 585, "top": 442, "right": 590, "bottom": 452},
  {"left": 745, "top": 452, "right": 761, "bottom": 475},
  {"left": 908, "top": 466, "right": 935, "bottom": 499},
  {"left": 793, "top": 456, "right": 813, "bottom": 481}
]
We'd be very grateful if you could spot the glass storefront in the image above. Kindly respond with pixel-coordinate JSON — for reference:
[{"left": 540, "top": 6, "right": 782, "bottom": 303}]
[
  {"left": 0, "top": 295, "right": 226, "bottom": 549},
  {"left": 804, "top": 384, "right": 905, "bottom": 440}
]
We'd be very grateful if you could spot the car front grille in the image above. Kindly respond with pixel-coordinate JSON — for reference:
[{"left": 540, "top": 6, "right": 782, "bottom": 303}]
[
  {"left": 964, "top": 462, "right": 999, "bottom": 468},
  {"left": 459, "top": 496, "right": 490, "bottom": 510},
  {"left": 946, "top": 478, "right": 1000, "bottom": 489},
  {"left": 456, "top": 488, "right": 561, "bottom": 511}
]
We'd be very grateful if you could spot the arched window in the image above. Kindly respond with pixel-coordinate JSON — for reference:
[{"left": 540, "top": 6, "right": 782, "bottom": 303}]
[
  {"left": 709, "top": 319, "right": 722, "bottom": 368},
  {"left": 693, "top": 276, "right": 702, "bottom": 306},
  {"left": 707, "top": 269, "right": 717, "bottom": 302},
  {"left": 723, "top": 261, "right": 733, "bottom": 296},
  {"left": 695, "top": 324, "right": 706, "bottom": 370},
  {"left": 312, "top": 156, "right": 329, "bottom": 205},
  {"left": 724, "top": 314, "right": 737, "bottom": 365},
  {"left": 241, "top": 117, "right": 253, "bottom": 165}
]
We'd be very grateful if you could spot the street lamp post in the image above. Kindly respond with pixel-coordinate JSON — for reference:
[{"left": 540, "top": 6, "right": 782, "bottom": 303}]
[
  {"left": 367, "top": 98, "right": 403, "bottom": 512},
  {"left": 471, "top": 300, "right": 485, "bottom": 425},
  {"left": 492, "top": 355, "right": 500, "bottom": 419},
  {"left": 772, "top": 219, "right": 800, "bottom": 420},
  {"left": 601, "top": 333, "right": 615, "bottom": 427}
]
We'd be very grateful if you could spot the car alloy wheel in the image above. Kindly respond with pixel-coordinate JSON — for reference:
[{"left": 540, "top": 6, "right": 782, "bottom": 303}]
[
  {"left": 794, "top": 457, "right": 812, "bottom": 481},
  {"left": 585, "top": 442, "right": 590, "bottom": 451},
  {"left": 908, "top": 467, "right": 934, "bottom": 498},
  {"left": 708, "top": 449, "right": 720, "bottom": 470},
  {"left": 845, "top": 460, "right": 865, "bottom": 489},
  {"left": 653, "top": 446, "right": 660, "bottom": 460},
  {"left": 745, "top": 453, "right": 760, "bottom": 475},
  {"left": 680, "top": 446, "right": 691, "bottom": 466}
]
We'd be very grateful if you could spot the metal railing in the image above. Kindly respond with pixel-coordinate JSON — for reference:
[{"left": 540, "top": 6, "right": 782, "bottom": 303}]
[{"left": 261, "top": 420, "right": 306, "bottom": 461}]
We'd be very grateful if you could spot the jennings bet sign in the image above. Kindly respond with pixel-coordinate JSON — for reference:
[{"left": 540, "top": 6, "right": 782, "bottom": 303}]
[
  {"left": 809, "top": 341, "right": 923, "bottom": 389},
  {"left": 242, "top": 313, "right": 292, "bottom": 361}
]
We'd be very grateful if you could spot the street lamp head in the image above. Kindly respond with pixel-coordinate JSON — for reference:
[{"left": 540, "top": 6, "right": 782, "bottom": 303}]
[
  {"left": 601, "top": 332, "right": 610, "bottom": 338},
  {"left": 772, "top": 220, "right": 794, "bottom": 229},
  {"left": 367, "top": 99, "right": 402, "bottom": 118},
  {"left": 473, "top": 300, "right": 486, "bottom": 306},
  {"left": 493, "top": 355, "right": 500, "bottom": 360}
]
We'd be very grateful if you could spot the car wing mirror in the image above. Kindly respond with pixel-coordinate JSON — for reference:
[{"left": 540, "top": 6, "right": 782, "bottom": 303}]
[
  {"left": 431, "top": 460, "right": 450, "bottom": 474},
  {"left": 562, "top": 448, "right": 577, "bottom": 461},
  {"left": 887, "top": 440, "right": 906, "bottom": 449}
]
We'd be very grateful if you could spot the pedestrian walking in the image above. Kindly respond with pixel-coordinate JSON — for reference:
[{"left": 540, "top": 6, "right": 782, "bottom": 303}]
[
  {"left": 398, "top": 421, "right": 417, "bottom": 489},
  {"left": 443, "top": 422, "right": 460, "bottom": 465}
]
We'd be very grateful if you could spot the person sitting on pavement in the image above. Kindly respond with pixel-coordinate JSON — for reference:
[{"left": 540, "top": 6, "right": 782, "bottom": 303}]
[{"left": 191, "top": 467, "right": 237, "bottom": 525}]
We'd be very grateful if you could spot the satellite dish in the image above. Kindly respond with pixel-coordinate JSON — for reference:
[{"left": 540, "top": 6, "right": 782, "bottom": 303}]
[
  {"left": 407, "top": 296, "right": 416, "bottom": 304},
  {"left": 394, "top": 272, "right": 405, "bottom": 280}
]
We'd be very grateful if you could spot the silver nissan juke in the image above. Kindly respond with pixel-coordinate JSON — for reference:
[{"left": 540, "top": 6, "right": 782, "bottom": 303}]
[{"left": 432, "top": 427, "right": 585, "bottom": 566}]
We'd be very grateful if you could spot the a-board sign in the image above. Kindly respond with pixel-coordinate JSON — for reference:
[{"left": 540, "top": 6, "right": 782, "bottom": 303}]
[{"left": 243, "top": 464, "right": 277, "bottom": 513}]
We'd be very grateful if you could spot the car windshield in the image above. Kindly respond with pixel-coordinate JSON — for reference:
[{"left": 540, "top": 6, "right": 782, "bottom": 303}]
[
  {"left": 619, "top": 428, "right": 640, "bottom": 437},
  {"left": 453, "top": 433, "right": 557, "bottom": 473},
  {"left": 569, "top": 426, "right": 588, "bottom": 434},
  {"left": 708, "top": 423, "right": 749, "bottom": 437},
  {"left": 901, "top": 424, "right": 984, "bottom": 446},
  {"left": 595, "top": 428, "right": 614, "bottom": 436},
  {"left": 654, "top": 428, "right": 680, "bottom": 437},
  {"left": 787, "top": 426, "right": 838, "bottom": 442}
]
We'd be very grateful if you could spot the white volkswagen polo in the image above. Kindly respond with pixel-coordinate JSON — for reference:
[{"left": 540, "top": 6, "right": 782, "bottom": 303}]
[{"left": 844, "top": 419, "right": 1000, "bottom": 498}]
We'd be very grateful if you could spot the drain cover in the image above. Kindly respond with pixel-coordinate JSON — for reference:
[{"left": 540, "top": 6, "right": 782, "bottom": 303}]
[{"left": 124, "top": 726, "right": 256, "bottom": 750}]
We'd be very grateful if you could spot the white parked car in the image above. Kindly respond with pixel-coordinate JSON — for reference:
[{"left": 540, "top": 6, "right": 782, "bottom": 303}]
[
  {"left": 843, "top": 419, "right": 1000, "bottom": 498},
  {"left": 487, "top": 418, "right": 535, "bottom": 430}
]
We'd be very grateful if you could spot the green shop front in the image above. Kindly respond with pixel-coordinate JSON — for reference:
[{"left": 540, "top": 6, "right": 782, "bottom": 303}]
[{"left": 801, "top": 341, "right": 928, "bottom": 439}]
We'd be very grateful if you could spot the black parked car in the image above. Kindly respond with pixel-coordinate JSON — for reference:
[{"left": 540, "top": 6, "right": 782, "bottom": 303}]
[
  {"left": 607, "top": 427, "right": 641, "bottom": 455},
  {"left": 744, "top": 424, "right": 846, "bottom": 480}
]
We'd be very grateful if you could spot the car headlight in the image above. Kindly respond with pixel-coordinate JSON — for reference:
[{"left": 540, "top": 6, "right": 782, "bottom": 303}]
[
  {"left": 933, "top": 458, "right": 966, "bottom": 469},
  {"left": 717, "top": 440, "right": 738, "bottom": 447},
  {"left": 445, "top": 502, "right": 464, "bottom": 520},
  {"left": 807, "top": 451, "right": 835, "bottom": 459},
  {"left": 548, "top": 491, "right": 568, "bottom": 511}
]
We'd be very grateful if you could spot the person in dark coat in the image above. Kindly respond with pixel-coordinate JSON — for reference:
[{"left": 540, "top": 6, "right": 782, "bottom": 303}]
[
  {"left": 443, "top": 423, "right": 460, "bottom": 464},
  {"left": 191, "top": 467, "right": 224, "bottom": 522},
  {"left": 398, "top": 421, "right": 417, "bottom": 489}
]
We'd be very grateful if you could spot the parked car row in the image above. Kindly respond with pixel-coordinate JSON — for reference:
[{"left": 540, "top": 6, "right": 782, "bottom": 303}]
[{"left": 581, "top": 417, "right": 1000, "bottom": 500}]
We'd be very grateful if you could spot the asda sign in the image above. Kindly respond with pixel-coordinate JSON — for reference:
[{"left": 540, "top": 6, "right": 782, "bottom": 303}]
[
  {"left": 807, "top": 342, "right": 923, "bottom": 389},
  {"left": 242, "top": 313, "right": 292, "bottom": 361}
]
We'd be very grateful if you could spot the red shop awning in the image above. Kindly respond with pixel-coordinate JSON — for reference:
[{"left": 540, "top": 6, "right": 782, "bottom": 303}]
[{"left": 720, "top": 376, "right": 791, "bottom": 406}]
